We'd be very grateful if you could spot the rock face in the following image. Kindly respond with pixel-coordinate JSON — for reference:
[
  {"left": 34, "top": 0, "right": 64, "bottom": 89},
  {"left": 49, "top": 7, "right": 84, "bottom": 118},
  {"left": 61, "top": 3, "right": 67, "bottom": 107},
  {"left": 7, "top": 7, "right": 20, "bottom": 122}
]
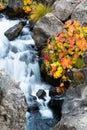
[
  {"left": 32, "top": 13, "right": 63, "bottom": 49},
  {"left": 53, "top": 0, "right": 73, "bottom": 21},
  {"left": 4, "top": 21, "right": 26, "bottom": 41},
  {"left": 53, "top": 81, "right": 87, "bottom": 130},
  {"left": 0, "top": 70, "right": 26, "bottom": 130},
  {"left": 71, "top": 0, "right": 87, "bottom": 25}
]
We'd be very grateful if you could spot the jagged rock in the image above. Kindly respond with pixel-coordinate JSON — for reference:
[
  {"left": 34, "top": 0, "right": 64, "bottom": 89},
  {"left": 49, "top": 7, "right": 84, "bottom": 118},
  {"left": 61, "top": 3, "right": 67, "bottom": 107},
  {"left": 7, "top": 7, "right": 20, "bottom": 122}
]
[
  {"left": 71, "top": 0, "right": 87, "bottom": 25},
  {"left": 53, "top": 81, "right": 87, "bottom": 130},
  {"left": 36, "top": 89, "right": 46, "bottom": 99},
  {"left": 53, "top": 0, "right": 73, "bottom": 21},
  {"left": 32, "top": 13, "right": 63, "bottom": 49},
  {"left": 0, "top": 70, "right": 26, "bottom": 130},
  {"left": 4, "top": 21, "right": 26, "bottom": 41}
]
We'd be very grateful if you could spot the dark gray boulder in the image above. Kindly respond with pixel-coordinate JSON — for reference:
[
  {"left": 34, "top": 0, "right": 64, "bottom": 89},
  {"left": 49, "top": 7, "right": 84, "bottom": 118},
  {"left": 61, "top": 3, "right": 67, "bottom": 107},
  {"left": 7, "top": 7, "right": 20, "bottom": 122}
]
[
  {"left": 53, "top": 81, "right": 87, "bottom": 130},
  {"left": 4, "top": 21, "right": 26, "bottom": 41},
  {"left": 36, "top": 89, "right": 46, "bottom": 99},
  {"left": 32, "top": 13, "right": 63, "bottom": 49},
  {"left": 71, "top": 0, "right": 87, "bottom": 25},
  {"left": 53, "top": 0, "right": 73, "bottom": 21}
]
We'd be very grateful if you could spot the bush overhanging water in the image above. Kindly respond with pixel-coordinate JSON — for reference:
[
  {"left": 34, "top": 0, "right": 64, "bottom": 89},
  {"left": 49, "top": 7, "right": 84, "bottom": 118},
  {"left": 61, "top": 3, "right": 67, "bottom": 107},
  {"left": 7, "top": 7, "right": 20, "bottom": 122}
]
[{"left": 42, "top": 20, "right": 87, "bottom": 93}]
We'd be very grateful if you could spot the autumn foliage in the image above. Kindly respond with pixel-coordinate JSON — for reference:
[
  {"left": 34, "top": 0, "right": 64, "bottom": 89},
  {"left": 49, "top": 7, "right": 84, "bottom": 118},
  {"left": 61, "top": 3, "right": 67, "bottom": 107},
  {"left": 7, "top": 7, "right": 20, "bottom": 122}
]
[
  {"left": 30, "top": 3, "right": 52, "bottom": 22},
  {"left": 42, "top": 20, "right": 87, "bottom": 93},
  {"left": 23, "top": 0, "right": 52, "bottom": 22},
  {"left": 23, "top": 0, "right": 36, "bottom": 13},
  {"left": 0, "top": 2, "right": 5, "bottom": 10}
]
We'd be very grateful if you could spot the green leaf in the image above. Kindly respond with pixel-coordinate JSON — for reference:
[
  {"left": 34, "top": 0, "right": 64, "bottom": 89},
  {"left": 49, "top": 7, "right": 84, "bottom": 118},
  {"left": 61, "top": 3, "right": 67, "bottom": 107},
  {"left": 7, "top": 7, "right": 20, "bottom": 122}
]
[{"left": 74, "top": 57, "right": 85, "bottom": 69}]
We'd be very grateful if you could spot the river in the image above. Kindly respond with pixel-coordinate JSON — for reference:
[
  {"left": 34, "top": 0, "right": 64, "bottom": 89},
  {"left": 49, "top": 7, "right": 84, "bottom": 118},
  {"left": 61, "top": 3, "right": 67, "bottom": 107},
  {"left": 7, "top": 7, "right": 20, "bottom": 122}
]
[{"left": 0, "top": 14, "right": 59, "bottom": 130}]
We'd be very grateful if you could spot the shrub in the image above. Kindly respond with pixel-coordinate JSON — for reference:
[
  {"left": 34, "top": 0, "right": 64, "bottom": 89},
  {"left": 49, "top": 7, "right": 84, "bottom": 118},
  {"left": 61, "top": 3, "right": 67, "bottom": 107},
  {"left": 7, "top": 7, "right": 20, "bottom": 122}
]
[
  {"left": 42, "top": 20, "right": 87, "bottom": 93},
  {"left": 0, "top": 2, "right": 5, "bottom": 10},
  {"left": 23, "top": 0, "right": 36, "bottom": 13},
  {"left": 23, "top": 0, "right": 52, "bottom": 22},
  {"left": 30, "top": 3, "right": 52, "bottom": 22}
]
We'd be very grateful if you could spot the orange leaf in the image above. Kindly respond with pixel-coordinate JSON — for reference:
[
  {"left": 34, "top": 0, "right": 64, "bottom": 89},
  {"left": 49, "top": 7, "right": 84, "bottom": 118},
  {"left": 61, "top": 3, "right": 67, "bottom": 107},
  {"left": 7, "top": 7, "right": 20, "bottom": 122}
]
[{"left": 25, "top": 6, "right": 31, "bottom": 13}]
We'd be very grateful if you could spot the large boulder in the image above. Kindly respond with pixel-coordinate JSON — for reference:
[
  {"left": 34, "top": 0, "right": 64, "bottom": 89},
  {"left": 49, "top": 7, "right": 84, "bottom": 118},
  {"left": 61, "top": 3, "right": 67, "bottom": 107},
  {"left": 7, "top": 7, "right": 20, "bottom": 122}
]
[
  {"left": 52, "top": 0, "right": 73, "bottom": 21},
  {"left": 4, "top": 21, "right": 26, "bottom": 41},
  {"left": 6, "top": 0, "right": 24, "bottom": 18},
  {"left": 71, "top": 0, "right": 87, "bottom": 25},
  {"left": 32, "top": 13, "right": 63, "bottom": 49},
  {"left": 0, "top": 70, "right": 26, "bottom": 130},
  {"left": 53, "top": 80, "right": 87, "bottom": 130}
]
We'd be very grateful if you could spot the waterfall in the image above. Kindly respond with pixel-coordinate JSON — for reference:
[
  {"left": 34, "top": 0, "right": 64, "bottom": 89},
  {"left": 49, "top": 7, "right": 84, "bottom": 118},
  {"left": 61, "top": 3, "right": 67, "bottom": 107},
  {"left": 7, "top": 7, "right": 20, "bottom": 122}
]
[
  {"left": 0, "top": 15, "right": 61, "bottom": 130},
  {"left": 0, "top": 15, "right": 53, "bottom": 120}
]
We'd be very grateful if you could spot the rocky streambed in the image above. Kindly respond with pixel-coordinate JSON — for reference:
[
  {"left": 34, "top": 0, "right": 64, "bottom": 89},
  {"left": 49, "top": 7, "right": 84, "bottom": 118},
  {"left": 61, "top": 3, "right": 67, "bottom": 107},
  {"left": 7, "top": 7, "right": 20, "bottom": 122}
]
[{"left": 0, "top": 0, "right": 87, "bottom": 130}]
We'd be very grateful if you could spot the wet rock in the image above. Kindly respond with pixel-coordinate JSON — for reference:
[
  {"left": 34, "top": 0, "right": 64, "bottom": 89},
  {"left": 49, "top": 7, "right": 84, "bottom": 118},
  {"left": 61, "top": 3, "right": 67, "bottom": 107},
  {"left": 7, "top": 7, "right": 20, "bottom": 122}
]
[
  {"left": 4, "top": 21, "right": 26, "bottom": 41},
  {"left": 11, "top": 45, "right": 18, "bottom": 53},
  {"left": 48, "top": 96, "right": 64, "bottom": 109},
  {"left": 32, "top": 13, "right": 63, "bottom": 49},
  {"left": 48, "top": 96, "right": 64, "bottom": 120},
  {"left": 6, "top": 0, "right": 24, "bottom": 18},
  {"left": 28, "top": 95, "right": 37, "bottom": 102},
  {"left": 53, "top": 0, "right": 73, "bottom": 21},
  {"left": 71, "top": 0, "right": 87, "bottom": 25},
  {"left": 27, "top": 102, "right": 39, "bottom": 112},
  {"left": 36, "top": 89, "right": 46, "bottom": 99},
  {"left": 0, "top": 14, "right": 4, "bottom": 18},
  {"left": 53, "top": 81, "right": 87, "bottom": 130},
  {"left": 0, "top": 70, "right": 26, "bottom": 130},
  {"left": 49, "top": 87, "right": 58, "bottom": 97}
]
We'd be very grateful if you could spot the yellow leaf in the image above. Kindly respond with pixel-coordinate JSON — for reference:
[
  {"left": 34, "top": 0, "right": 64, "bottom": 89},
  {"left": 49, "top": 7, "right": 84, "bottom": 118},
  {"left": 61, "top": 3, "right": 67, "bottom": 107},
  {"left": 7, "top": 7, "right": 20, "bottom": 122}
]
[{"left": 24, "top": 0, "right": 33, "bottom": 5}]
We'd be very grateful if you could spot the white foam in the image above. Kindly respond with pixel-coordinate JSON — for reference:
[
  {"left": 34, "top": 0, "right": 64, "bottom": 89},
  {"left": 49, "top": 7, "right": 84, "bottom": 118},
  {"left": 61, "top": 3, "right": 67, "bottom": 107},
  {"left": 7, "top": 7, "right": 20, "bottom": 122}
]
[{"left": 0, "top": 17, "right": 53, "bottom": 119}]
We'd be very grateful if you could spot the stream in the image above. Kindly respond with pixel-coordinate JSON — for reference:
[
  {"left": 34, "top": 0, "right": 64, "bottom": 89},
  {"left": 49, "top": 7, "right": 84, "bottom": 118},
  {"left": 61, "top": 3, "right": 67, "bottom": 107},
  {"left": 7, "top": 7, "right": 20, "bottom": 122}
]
[{"left": 0, "top": 15, "right": 59, "bottom": 130}]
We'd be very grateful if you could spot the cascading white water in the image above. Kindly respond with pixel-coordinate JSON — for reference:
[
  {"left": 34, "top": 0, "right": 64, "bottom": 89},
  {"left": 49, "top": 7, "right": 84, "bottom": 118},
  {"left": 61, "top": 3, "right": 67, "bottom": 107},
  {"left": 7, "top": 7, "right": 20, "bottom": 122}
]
[{"left": 0, "top": 15, "right": 53, "bottom": 119}]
